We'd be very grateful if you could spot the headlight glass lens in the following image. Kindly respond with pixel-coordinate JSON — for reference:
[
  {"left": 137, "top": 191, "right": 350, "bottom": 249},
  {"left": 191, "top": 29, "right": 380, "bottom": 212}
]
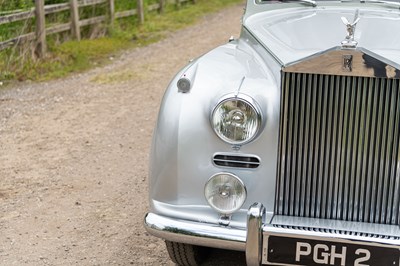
[
  {"left": 212, "top": 97, "right": 261, "bottom": 145},
  {"left": 204, "top": 173, "right": 246, "bottom": 215}
]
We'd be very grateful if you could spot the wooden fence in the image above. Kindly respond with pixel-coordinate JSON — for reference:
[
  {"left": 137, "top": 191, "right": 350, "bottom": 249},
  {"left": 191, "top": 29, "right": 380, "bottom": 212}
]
[{"left": 0, "top": 0, "right": 196, "bottom": 58}]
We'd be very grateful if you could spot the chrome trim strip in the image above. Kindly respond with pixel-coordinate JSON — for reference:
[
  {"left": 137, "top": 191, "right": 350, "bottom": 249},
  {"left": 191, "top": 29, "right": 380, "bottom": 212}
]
[
  {"left": 246, "top": 203, "right": 266, "bottom": 266},
  {"left": 361, "top": 0, "right": 400, "bottom": 9},
  {"left": 144, "top": 213, "right": 246, "bottom": 251},
  {"left": 272, "top": 215, "right": 400, "bottom": 238},
  {"left": 259, "top": 0, "right": 317, "bottom": 7}
]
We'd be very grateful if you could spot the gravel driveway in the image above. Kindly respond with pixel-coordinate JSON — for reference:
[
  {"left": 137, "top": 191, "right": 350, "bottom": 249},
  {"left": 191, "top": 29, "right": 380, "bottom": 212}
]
[{"left": 0, "top": 3, "right": 245, "bottom": 266}]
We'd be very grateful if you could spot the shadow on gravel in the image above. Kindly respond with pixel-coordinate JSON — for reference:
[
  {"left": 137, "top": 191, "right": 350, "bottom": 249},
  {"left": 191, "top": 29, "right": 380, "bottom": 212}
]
[{"left": 201, "top": 248, "right": 246, "bottom": 265}]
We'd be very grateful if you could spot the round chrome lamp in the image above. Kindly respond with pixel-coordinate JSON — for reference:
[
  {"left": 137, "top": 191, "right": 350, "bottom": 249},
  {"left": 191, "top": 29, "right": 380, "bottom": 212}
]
[
  {"left": 211, "top": 95, "right": 262, "bottom": 145},
  {"left": 204, "top": 173, "right": 247, "bottom": 215}
]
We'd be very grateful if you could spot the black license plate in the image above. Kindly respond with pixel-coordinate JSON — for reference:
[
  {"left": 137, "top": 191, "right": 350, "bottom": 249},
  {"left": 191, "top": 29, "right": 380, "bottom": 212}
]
[{"left": 263, "top": 235, "right": 400, "bottom": 266}]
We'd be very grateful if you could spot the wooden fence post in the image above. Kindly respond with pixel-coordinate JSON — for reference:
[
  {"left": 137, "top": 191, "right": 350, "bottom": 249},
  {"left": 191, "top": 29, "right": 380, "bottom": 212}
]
[
  {"left": 137, "top": 0, "right": 144, "bottom": 24},
  {"left": 35, "top": 0, "right": 46, "bottom": 58},
  {"left": 70, "top": 0, "right": 81, "bottom": 41},
  {"left": 159, "top": 0, "right": 164, "bottom": 14},
  {"left": 109, "top": 0, "right": 115, "bottom": 26}
]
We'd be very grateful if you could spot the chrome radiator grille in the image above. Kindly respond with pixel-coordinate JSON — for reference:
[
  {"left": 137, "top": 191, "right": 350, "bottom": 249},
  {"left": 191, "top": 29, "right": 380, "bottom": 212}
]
[{"left": 276, "top": 72, "right": 400, "bottom": 225}]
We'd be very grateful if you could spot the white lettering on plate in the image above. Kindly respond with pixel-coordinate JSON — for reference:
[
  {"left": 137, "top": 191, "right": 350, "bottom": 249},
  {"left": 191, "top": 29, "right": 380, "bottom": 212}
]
[
  {"left": 354, "top": 249, "right": 371, "bottom": 266},
  {"left": 295, "top": 242, "right": 371, "bottom": 265},
  {"left": 330, "top": 245, "right": 347, "bottom": 266},
  {"left": 296, "top": 242, "right": 311, "bottom": 262},
  {"left": 314, "top": 244, "right": 330, "bottom": 264}
]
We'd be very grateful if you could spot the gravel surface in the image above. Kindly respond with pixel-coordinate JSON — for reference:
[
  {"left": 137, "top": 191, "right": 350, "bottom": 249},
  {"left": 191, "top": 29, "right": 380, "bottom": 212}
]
[{"left": 0, "top": 3, "right": 246, "bottom": 266}]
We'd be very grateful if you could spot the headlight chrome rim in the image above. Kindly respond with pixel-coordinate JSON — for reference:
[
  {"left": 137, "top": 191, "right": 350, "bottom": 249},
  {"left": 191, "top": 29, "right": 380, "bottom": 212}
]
[
  {"left": 204, "top": 172, "right": 247, "bottom": 215},
  {"left": 211, "top": 94, "right": 262, "bottom": 145}
]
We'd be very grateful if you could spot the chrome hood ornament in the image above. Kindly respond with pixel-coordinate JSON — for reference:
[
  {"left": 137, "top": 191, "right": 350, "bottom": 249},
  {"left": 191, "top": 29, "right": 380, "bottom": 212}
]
[{"left": 341, "top": 10, "right": 360, "bottom": 48}]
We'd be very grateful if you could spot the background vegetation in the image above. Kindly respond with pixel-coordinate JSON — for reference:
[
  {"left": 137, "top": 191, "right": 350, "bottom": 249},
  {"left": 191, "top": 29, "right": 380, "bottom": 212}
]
[{"left": 0, "top": 0, "right": 243, "bottom": 83}]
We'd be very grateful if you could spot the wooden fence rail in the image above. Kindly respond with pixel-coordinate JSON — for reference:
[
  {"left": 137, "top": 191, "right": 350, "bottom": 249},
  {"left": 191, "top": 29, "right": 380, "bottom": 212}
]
[{"left": 0, "top": 0, "right": 195, "bottom": 57}]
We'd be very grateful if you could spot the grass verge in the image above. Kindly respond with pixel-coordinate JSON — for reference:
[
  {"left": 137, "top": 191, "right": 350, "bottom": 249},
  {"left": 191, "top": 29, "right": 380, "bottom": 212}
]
[{"left": 0, "top": 0, "right": 244, "bottom": 84}]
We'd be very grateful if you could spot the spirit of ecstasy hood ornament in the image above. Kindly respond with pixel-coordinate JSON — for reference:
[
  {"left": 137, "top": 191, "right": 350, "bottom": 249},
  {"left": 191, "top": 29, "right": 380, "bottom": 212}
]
[{"left": 341, "top": 10, "right": 360, "bottom": 48}]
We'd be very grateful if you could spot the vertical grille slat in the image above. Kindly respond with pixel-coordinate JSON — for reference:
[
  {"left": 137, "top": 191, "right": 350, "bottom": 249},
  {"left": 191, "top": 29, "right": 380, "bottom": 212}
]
[
  {"left": 321, "top": 75, "right": 333, "bottom": 218},
  {"left": 349, "top": 77, "right": 361, "bottom": 220},
  {"left": 365, "top": 78, "right": 379, "bottom": 222},
  {"left": 299, "top": 74, "right": 310, "bottom": 217},
  {"left": 276, "top": 72, "right": 400, "bottom": 225},
  {"left": 311, "top": 74, "right": 322, "bottom": 218},
  {"left": 353, "top": 77, "right": 366, "bottom": 221},
  {"left": 391, "top": 79, "right": 400, "bottom": 224},
  {"left": 382, "top": 79, "right": 395, "bottom": 223},
  {"left": 339, "top": 76, "right": 352, "bottom": 220},
  {"left": 389, "top": 80, "right": 399, "bottom": 222},
  {"left": 277, "top": 70, "right": 289, "bottom": 215},
  {"left": 305, "top": 74, "right": 317, "bottom": 217},
  {"left": 373, "top": 78, "right": 385, "bottom": 223},
  {"left": 285, "top": 72, "right": 295, "bottom": 215},
  {"left": 295, "top": 74, "right": 306, "bottom": 217},
  {"left": 327, "top": 75, "right": 340, "bottom": 219},
  {"left": 357, "top": 77, "right": 370, "bottom": 222}
]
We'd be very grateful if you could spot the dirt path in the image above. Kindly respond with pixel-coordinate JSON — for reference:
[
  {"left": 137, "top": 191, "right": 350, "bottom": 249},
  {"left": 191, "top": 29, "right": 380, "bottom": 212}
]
[{"left": 0, "top": 4, "right": 244, "bottom": 266}]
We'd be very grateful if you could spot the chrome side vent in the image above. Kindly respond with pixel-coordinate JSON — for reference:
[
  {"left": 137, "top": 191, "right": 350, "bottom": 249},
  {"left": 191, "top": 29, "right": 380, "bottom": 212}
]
[{"left": 213, "top": 153, "right": 260, "bottom": 169}]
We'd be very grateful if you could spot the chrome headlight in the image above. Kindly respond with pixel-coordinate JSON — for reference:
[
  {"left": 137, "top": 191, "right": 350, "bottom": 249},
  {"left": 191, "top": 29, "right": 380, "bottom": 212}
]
[
  {"left": 211, "top": 95, "right": 261, "bottom": 145},
  {"left": 204, "top": 173, "right": 247, "bottom": 215}
]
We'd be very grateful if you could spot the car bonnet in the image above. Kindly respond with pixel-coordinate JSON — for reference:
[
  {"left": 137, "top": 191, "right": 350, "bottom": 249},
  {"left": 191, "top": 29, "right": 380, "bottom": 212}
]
[{"left": 243, "top": 6, "right": 400, "bottom": 68}]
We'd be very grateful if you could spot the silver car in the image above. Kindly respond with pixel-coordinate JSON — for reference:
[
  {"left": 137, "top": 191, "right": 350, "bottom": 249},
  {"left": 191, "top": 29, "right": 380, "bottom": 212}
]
[{"left": 144, "top": 0, "right": 400, "bottom": 265}]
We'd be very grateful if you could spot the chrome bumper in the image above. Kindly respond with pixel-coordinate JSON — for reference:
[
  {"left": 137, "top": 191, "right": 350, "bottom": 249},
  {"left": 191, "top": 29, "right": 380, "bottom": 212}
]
[
  {"left": 144, "top": 212, "right": 247, "bottom": 251},
  {"left": 144, "top": 203, "right": 400, "bottom": 266}
]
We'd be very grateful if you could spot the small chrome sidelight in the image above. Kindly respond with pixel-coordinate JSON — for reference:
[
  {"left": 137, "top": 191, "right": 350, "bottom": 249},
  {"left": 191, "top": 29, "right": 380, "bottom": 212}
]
[
  {"left": 177, "top": 77, "right": 191, "bottom": 93},
  {"left": 177, "top": 63, "right": 198, "bottom": 93}
]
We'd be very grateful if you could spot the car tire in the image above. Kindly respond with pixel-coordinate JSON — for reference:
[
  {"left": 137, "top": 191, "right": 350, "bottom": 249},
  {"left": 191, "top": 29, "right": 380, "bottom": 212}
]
[{"left": 165, "top": 241, "right": 209, "bottom": 266}]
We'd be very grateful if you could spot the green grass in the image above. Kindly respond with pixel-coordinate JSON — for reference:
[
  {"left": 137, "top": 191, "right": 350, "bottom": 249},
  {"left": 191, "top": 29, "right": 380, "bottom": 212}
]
[
  {"left": 0, "top": 0, "right": 33, "bottom": 13},
  {"left": 23, "top": 38, "right": 132, "bottom": 80},
  {"left": 0, "top": 0, "right": 244, "bottom": 83}
]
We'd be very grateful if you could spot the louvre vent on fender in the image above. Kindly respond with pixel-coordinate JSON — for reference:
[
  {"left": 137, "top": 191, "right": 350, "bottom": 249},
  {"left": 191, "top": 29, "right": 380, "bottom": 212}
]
[{"left": 213, "top": 153, "right": 260, "bottom": 169}]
